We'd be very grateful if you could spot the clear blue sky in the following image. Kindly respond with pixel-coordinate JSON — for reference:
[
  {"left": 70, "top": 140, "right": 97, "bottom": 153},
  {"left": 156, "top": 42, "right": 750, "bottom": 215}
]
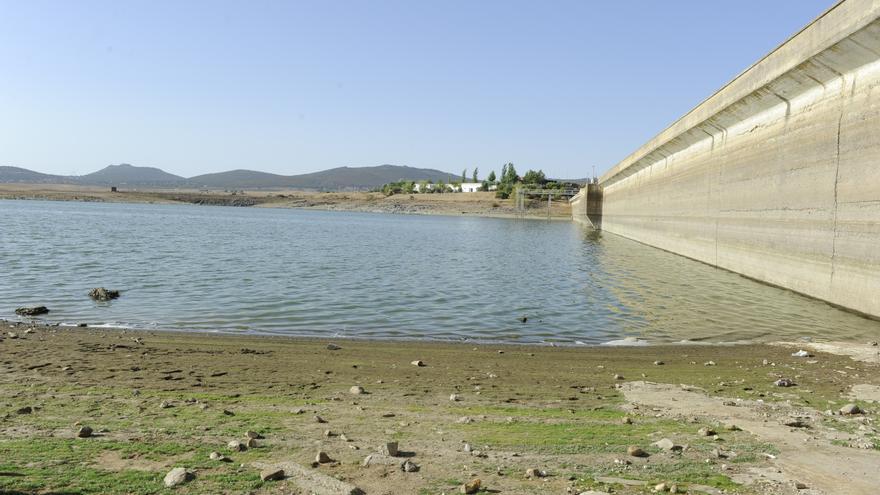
[{"left": 0, "top": 0, "right": 835, "bottom": 179}]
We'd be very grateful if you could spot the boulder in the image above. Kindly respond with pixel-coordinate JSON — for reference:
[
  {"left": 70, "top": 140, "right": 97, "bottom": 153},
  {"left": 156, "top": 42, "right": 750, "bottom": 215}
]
[
  {"left": 15, "top": 306, "right": 49, "bottom": 316},
  {"left": 840, "top": 403, "right": 863, "bottom": 415},
  {"left": 88, "top": 288, "right": 120, "bottom": 301},
  {"left": 163, "top": 467, "right": 194, "bottom": 487},
  {"left": 260, "top": 468, "right": 285, "bottom": 481}
]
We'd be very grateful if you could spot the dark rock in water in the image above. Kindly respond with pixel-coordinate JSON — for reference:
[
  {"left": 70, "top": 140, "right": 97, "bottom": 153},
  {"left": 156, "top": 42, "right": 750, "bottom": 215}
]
[
  {"left": 15, "top": 306, "right": 49, "bottom": 316},
  {"left": 88, "top": 288, "right": 120, "bottom": 301},
  {"left": 519, "top": 315, "right": 528, "bottom": 323}
]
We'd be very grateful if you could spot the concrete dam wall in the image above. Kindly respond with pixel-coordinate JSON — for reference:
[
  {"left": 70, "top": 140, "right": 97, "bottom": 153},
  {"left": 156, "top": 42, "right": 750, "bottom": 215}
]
[{"left": 574, "top": 0, "right": 880, "bottom": 318}]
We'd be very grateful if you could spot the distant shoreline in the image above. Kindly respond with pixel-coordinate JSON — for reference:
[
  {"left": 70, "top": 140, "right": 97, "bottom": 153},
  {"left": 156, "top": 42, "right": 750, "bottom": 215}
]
[{"left": 0, "top": 183, "right": 572, "bottom": 220}]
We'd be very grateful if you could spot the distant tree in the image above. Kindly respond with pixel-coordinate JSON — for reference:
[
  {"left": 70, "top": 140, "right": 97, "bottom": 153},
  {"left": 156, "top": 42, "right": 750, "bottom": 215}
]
[
  {"left": 522, "top": 169, "right": 546, "bottom": 185},
  {"left": 472, "top": 167, "right": 478, "bottom": 182},
  {"left": 503, "top": 162, "right": 518, "bottom": 184},
  {"left": 418, "top": 180, "right": 429, "bottom": 193},
  {"left": 461, "top": 169, "right": 467, "bottom": 183},
  {"left": 480, "top": 180, "right": 489, "bottom": 192},
  {"left": 501, "top": 164, "right": 508, "bottom": 184},
  {"left": 487, "top": 170, "right": 496, "bottom": 183}
]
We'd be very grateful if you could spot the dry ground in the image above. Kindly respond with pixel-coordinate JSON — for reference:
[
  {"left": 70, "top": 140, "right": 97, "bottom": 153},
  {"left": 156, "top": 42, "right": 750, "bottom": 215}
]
[
  {"left": 0, "top": 185, "right": 571, "bottom": 219},
  {"left": 1, "top": 322, "right": 878, "bottom": 494}
]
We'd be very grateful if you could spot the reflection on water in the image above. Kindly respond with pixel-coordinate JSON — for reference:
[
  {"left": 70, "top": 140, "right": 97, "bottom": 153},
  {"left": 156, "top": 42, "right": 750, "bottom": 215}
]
[{"left": 1, "top": 200, "right": 878, "bottom": 344}]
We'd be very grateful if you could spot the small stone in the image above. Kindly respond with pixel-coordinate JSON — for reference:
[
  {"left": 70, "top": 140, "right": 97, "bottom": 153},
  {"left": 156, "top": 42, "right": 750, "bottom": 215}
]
[
  {"left": 222, "top": 409, "right": 235, "bottom": 416},
  {"left": 228, "top": 440, "right": 245, "bottom": 452},
  {"left": 326, "top": 343, "right": 342, "bottom": 350},
  {"left": 350, "top": 385, "right": 365, "bottom": 395},
  {"left": 77, "top": 426, "right": 93, "bottom": 438},
  {"left": 401, "top": 460, "right": 419, "bottom": 472},
  {"left": 15, "top": 406, "right": 33, "bottom": 415},
  {"left": 260, "top": 468, "right": 285, "bottom": 481},
  {"left": 840, "top": 403, "right": 862, "bottom": 415},
  {"left": 653, "top": 360, "right": 664, "bottom": 365},
  {"left": 163, "top": 467, "right": 193, "bottom": 487},
  {"left": 627, "top": 445, "right": 648, "bottom": 457},
  {"left": 450, "top": 393, "right": 461, "bottom": 402},
  {"left": 525, "top": 468, "right": 546, "bottom": 478},
  {"left": 463, "top": 443, "right": 473, "bottom": 453},
  {"left": 791, "top": 350, "right": 812, "bottom": 357},
  {"left": 774, "top": 378, "right": 795, "bottom": 387},
  {"left": 246, "top": 438, "right": 258, "bottom": 448},
  {"left": 15, "top": 306, "right": 49, "bottom": 316},
  {"left": 613, "top": 374, "right": 624, "bottom": 380},
  {"left": 457, "top": 416, "right": 473, "bottom": 424},
  {"left": 652, "top": 438, "right": 678, "bottom": 451},
  {"left": 725, "top": 424, "right": 741, "bottom": 431},
  {"left": 209, "top": 451, "right": 225, "bottom": 461},
  {"left": 519, "top": 315, "right": 528, "bottom": 323},
  {"left": 245, "top": 430, "right": 262, "bottom": 439},
  {"left": 315, "top": 451, "right": 333, "bottom": 463},
  {"left": 411, "top": 360, "right": 425, "bottom": 367},
  {"left": 461, "top": 479, "right": 481, "bottom": 494},
  {"left": 88, "top": 287, "right": 120, "bottom": 301},
  {"left": 697, "top": 427, "right": 716, "bottom": 436},
  {"left": 704, "top": 360, "right": 716, "bottom": 366},
  {"left": 159, "top": 400, "right": 172, "bottom": 409},
  {"left": 655, "top": 482, "right": 668, "bottom": 492},
  {"left": 314, "top": 415, "right": 327, "bottom": 423},
  {"left": 621, "top": 416, "right": 632, "bottom": 425},
  {"left": 381, "top": 441, "right": 399, "bottom": 456},
  {"left": 794, "top": 481, "right": 808, "bottom": 490}
]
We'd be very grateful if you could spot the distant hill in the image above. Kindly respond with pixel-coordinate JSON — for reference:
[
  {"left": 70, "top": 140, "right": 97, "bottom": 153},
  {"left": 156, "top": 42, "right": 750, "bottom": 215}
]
[
  {"left": 190, "top": 165, "right": 454, "bottom": 190},
  {"left": 0, "top": 166, "right": 68, "bottom": 184},
  {"left": 0, "top": 163, "right": 457, "bottom": 190},
  {"left": 78, "top": 164, "right": 187, "bottom": 186}
]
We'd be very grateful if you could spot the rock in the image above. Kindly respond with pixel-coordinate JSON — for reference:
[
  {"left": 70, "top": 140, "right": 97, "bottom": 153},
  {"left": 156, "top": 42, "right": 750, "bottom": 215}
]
[
  {"left": 613, "top": 374, "right": 624, "bottom": 380},
  {"left": 246, "top": 430, "right": 262, "bottom": 439},
  {"left": 724, "top": 423, "right": 742, "bottom": 431},
  {"left": 380, "top": 441, "right": 399, "bottom": 456},
  {"left": 652, "top": 438, "right": 680, "bottom": 451},
  {"left": 456, "top": 416, "right": 473, "bottom": 424},
  {"left": 791, "top": 350, "right": 812, "bottom": 357},
  {"left": 697, "top": 427, "right": 716, "bottom": 436},
  {"left": 461, "top": 479, "right": 481, "bottom": 494},
  {"left": 655, "top": 482, "right": 669, "bottom": 492},
  {"left": 401, "top": 460, "right": 419, "bottom": 472},
  {"left": 159, "top": 400, "right": 172, "bottom": 409},
  {"left": 228, "top": 440, "right": 246, "bottom": 451},
  {"left": 463, "top": 442, "right": 473, "bottom": 453},
  {"left": 246, "top": 438, "right": 258, "bottom": 448},
  {"left": 525, "top": 468, "right": 546, "bottom": 478},
  {"left": 76, "top": 426, "right": 93, "bottom": 438},
  {"left": 314, "top": 415, "right": 327, "bottom": 423},
  {"left": 163, "top": 467, "right": 193, "bottom": 487},
  {"left": 795, "top": 481, "right": 809, "bottom": 489},
  {"left": 653, "top": 360, "right": 664, "bottom": 365},
  {"left": 326, "top": 343, "right": 342, "bottom": 350},
  {"left": 774, "top": 378, "right": 795, "bottom": 387},
  {"left": 222, "top": 409, "right": 235, "bottom": 416},
  {"left": 209, "top": 451, "right": 226, "bottom": 461},
  {"left": 627, "top": 445, "right": 648, "bottom": 457},
  {"left": 519, "top": 315, "right": 528, "bottom": 323},
  {"left": 15, "top": 306, "right": 49, "bottom": 316},
  {"left": 449, "top": 393, "right": 461, "bottom": 402},
  {"left": 15, "top": 406, "right": 33, "bottom": 415},
  {"left": 783, "top": 419, "right": 810, "bottom": 428},
  {"left": 260, "top": 468, "right": 285, "bottom": 481},
  {"left": 840, "top": 403, "right": 863, "bottom": 415},
  {"left": 621, "top": 416, "right": 632, "bottom": 425},
  {"left": 349, "top": 385, "right": 365, "bottom": 395},
  {"left": 704, "top": 361, "right": 716, "bottom": 366},
  {"left": 315, "top": 451, "right": 332, "bottom": 464},
  {"left": 253, "top": 461, "right": 364, "bottom": 495},
  {"left": 88, "top": 288, "right": 120, "bottom": 301},
  {"left": 411, "top": 360, "right": 425, "bottom": 367},
  {"left": 362, "top": 453, "right": 399, "bottom": 466}
]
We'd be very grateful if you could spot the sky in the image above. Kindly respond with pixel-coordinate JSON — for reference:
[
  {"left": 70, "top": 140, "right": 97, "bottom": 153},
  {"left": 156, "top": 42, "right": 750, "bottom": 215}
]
[{"left": 0, "top": 0, "right": 836, "bottom": 179}]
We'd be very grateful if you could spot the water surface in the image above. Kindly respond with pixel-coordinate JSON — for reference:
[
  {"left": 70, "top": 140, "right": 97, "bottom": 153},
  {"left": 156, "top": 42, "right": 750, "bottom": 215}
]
[{"left": 2, "top": 200, "right": 878, "bottom": 344}]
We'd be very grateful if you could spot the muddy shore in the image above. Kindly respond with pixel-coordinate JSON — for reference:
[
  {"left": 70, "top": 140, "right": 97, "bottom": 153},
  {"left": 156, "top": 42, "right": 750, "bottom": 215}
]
[
  {"left": 1, "top": 321, "right": 877, "bottom": 494},
  {"left": 0, "top": 185, "right": 572, "bottom": 220}
]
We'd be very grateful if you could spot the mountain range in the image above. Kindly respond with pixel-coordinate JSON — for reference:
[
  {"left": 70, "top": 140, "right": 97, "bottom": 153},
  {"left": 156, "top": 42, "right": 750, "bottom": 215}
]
[{"left": 0, "top": 164, "right": 459, "bottom": 190}]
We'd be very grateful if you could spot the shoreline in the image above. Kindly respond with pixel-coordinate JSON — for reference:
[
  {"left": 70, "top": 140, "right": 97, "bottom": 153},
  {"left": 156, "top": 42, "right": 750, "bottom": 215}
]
[
  {"left": 1, "top": 321, "right": 878, "bottom": 494},
  {"left": 0, "top": 184, "right": 573, "bottom": 220}
]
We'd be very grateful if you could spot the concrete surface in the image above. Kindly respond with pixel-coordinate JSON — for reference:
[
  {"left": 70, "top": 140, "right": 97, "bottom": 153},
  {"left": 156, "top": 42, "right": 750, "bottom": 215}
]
[{"left": 594, "top": 0, "right": 880, "bottom": 318}]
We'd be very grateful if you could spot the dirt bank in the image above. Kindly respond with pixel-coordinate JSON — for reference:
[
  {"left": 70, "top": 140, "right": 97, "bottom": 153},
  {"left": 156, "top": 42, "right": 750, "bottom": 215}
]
[
  {"left": 0, "top": 184, "right": 572, "bottom": 219},
  {"left": 1, "top": 322, "right": 877, "bottom": 494}
]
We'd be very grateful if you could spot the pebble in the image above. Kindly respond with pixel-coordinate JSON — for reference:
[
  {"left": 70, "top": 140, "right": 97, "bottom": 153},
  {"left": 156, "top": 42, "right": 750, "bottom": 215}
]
[
  {"left": 461, "top": 479, "right": 481, "bottom": 494},
  {"left": 381, "top": 441, "right": 399, "bottom": 456},
  {"left": 349, "top": 385, "right": 365, "bottom": 395},
  {"left": 613, "top": 374, "right": 624, "bottom": 380},
  {"left": 627, "top": 445, "right": 648, "bottom": 457},
  {"left": 246, "top": 438, "right": 258, "bottom": 448},
  {"left": 260, "top": 468, "right": 285, "bottom": 481},
  {"left": 15, "top": 406, "right": 32, "bottom": 415},
  {"left": 704, "top": 361, "right": 716, "bottom": 366},
  {"left": 450, "top": 393, "right": 461, "bottom": 402},
  {"left": 315, "top": 451, "right": 333, "bottom": 464},
  {"left": 159, "top": 401, "right": 172, "bottom": 409},
  {"left": 228, "top": 440, "right": 245, "bottom": 452},
  {"left": 463, "top": 443, "right": 473, "bottom": 453},
  {"left": 314, "top": 415, "right": 327, "bottom": 423},
  {"left": 653, "top": 360, "right": 664, "bottom": 366},
  {"left": 411, "top": 360, "right": 425, "bottom": 367},
  {"left": 77, "top": 426, "right": 93, "bottom": 438},
  {"left": 163, "top": 467, "right": 193, "bottom": 487},
  {"left": 525, "top": 468, "right": 546, "bottom": 478},
  {"left": 209, "top": 451, "right": 225, "bottom": 461},
  {"left": 697, "top": 427, "right": 716, "bottom": 436},
  {"left": 774, "top": 378, "right": 795, "bottom": 387},
  {"left": 401, "top": 460, "right": 419, "bottom": 472},
  {"left": 840, "top": 403, "right": 863, "bottom": 415},
  {"left": 326, "top": 343, "right": 342, "bottom": 350},
  {"left": 621, "top": 416, "right": 632, "bottom": 425},
  {"left": 246, "top": 430, "right": 262, "bottom": 439},
  {"left": 652, "top": 438, "right": 679, "bottom": 451}
]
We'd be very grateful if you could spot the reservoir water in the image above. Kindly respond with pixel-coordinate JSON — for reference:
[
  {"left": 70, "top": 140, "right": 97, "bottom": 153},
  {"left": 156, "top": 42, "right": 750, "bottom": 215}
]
[{"left": 2, "top": 199, "right": 879, "bottom": 344}]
